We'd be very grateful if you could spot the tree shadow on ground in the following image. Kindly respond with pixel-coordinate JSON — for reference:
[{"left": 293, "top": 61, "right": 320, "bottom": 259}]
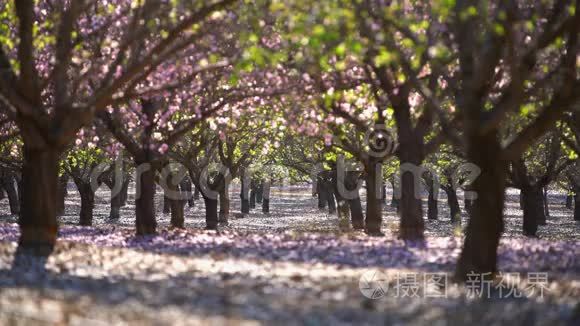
[{"left": 0, "top": 248, "right": 574, "bottom": 326}]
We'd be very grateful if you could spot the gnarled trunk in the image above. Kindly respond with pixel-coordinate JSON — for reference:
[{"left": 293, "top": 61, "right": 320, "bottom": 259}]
[
  {"left": 364, "top": 159, "right": 383, "bottom": 235},
  {"left": 18, "top": 145, "right": 60, "bottom": 256},
  {"left": 135, "top": 163, "right": 156, "bottom": 235},
  {"left": 455, "top": 136, "right": 506, "bottom": 279},
  {"left": 521, "top": 186, "right": 544, "bottom": 237}
]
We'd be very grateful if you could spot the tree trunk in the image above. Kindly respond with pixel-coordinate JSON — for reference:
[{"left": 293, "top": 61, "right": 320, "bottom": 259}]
[
  {"left": 170, "top": 199, "right": 185, "bottom": 228},
  {"left": 249, "top": 187, "right": 256, "bottom": 209},
  {"left": 337, "top": 200, "right": 351, "bottom": 231},
  {"left": 181, "top": 178, "right": 194, "bottom": 207},
  {"left": 77, "top": 182, "right": 95, "bottom": 226},
  {"left": 120, "top": 178, "right": 130, "bottom": 206},
  {"left": 322, "top": 178, "right": 336, "bottom": 214},
  {"left": 426, "top": 178, "right": 438, "bottom": 220},
  {"left": 398, "top": 161, "right": 425, "bottom": 240},
  {"left": 312, "top": 175, "right": 318, "bottom": 197},
  {"left": 262, "top": 199, "right": 270, "bottom": 213},
  {"left": 349, "top": 196, "right": 364, "bottom": 230},
  {"left": 104, "top": 174, "right": 122, "bottom": 220},
  {"left": 169, "top": 186, "right": 185, "bottom": 229},
  {"left": 17, "top": 145, "right": 60, "bottom": 256},
  {"left": 256, "top": 182, "right": 263, "bottom": 203},
  {"left": 219, "top": 186, "right": 230, "bottom": 225},
  {"left": 390, "top": 179, "right": 400, "bottom": 209},
  {"left": 240, "top": 174, "right": 250, "bottom": 215},
  {"left": 109, "top": 186, "right": 122, "bottom": 220},
  {"left": 542, "top": 187, "right": 549, "bottom": 223},
  {"left": 344, "top": 172, "right": 364, "bottom": 230},
  {"left": 193, "top": 185, "right": 200, "bottom": 200},
  {"left": 381, "top": 185, "right": 387, "bottom": 203},
  {"left": 317, "top": 179, "right": 327, "bottom": 209},
  {"left": 16, "top": 175, "right": 22, "bottom": 212},
  {"left": 135, "top": 164, "right": 156, "bottom": 235},
  {"left": 162, "top": 169, "right": 186, "bottom": 229},
  {"left": 444, "top": 186, "right": 461, "bottom": 224},
  {"left": 574, "top": 193, "right": 580, "bottom": 221},
  {"left": 364, "top": 159, "right": 383, "bottom": 235},
  {"left": 521, "top": 186, "right": 544, "bottom": 237},
  {"left": 566, "top": 194, "right": 574, "bottom": 209},
  {"left": 163, "top": 193, "right": 171, "bottom": 214},
  {"left": 455, "top": 136, "right": 506, "bottom": 280},
  {"left": 203, "top": 194, "right": 219, "bottom": 230},
  {"left": 262, "top": 179, "right": 270, "bottom": 213},
  {"left": 1, "top": 173, "right": 20, "bottom": 215},
  {"left": 463, "top": 189, "right": 475, "bottom": 218},
  {"left": 332, "top": 171, "right": 351, "bottom": 231}
]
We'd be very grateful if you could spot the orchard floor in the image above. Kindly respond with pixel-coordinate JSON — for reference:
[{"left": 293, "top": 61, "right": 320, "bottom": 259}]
[{"left": 0, "top": 184, "right": 578, "bottom": 325}]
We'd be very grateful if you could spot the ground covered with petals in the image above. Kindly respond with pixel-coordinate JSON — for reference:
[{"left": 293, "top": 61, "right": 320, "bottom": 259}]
[{"left": 0, "top": 186, "right": 578, "bottom": 325}]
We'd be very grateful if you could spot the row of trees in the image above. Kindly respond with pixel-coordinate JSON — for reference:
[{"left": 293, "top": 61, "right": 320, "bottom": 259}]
[{"left": 263, "top": 0, "right": 580, "bottom": 279}]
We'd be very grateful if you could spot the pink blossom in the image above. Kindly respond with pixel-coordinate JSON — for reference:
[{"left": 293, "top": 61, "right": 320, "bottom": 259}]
[{"left": 158, "top": 143, "right": 169, "bottom": 154}]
